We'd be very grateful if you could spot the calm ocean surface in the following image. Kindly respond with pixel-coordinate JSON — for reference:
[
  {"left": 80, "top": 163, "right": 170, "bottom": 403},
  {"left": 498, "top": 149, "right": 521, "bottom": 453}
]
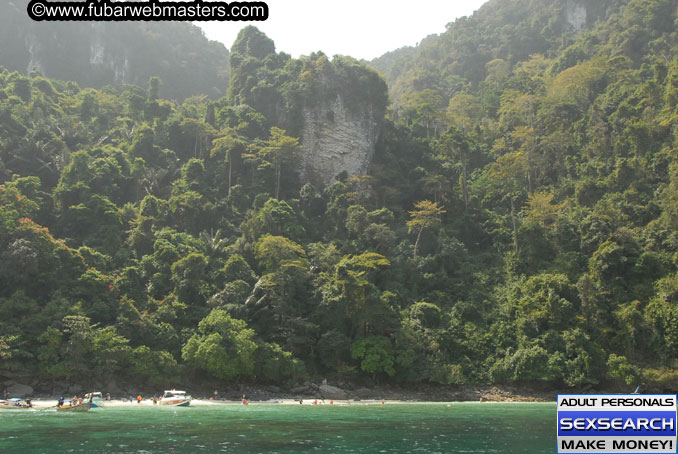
[{"left": 0, "top": 402, "right": 556, "bottom": 453}]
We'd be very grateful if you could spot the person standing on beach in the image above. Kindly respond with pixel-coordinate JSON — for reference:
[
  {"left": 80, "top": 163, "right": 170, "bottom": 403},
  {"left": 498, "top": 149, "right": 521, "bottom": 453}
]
[{"left": 137, "top": 395, "right": 142, "bottom": 404}]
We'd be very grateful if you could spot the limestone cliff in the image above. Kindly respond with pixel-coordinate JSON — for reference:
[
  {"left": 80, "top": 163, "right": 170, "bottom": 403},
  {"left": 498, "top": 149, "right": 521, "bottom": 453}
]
[
  {"left": 565, "top": 0, "right": 588, "bottom": 32},
  {"left": 300, "top": 92, "right": 381, "bottom": 187},
  {"left": 294, "top": 57, "right": 387, "bottom": 187},
  {"left": 297, "top": 58, "right": 386, "bottom": 186},
  {"left": 0, "top": 3, "right": 229, "bottom": 100},
  {"left": 228, "top": 29, "right": 388, "bottom": 187}
]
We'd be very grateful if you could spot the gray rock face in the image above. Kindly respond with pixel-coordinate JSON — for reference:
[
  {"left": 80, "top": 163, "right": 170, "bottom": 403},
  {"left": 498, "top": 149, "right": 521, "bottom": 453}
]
[
  {"left": 318, "top": 384, "right": 348, "bottom": 400},
  {"left": 7, "top": 383, "right": 33, "bottom": 397},
  {"left": 565, "top": 0, "right": 587, "bottom": 32},
  {"left": 354, "top": 387, "right": 373, "bottom": 398},
  {"left": 290, "top": 385, "right": 310, "bottom": 394},
  {"left": 0, "top": 3, "right": 229, "bottom": 101},
  {"left": 300, "top": 94, "right": 381, "bottom": 187}
]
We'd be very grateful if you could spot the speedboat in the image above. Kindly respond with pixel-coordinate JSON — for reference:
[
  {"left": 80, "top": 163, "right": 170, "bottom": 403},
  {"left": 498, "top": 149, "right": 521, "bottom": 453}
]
[
  {"left": 159, "top": 390, "right": 191, "bottom": 407},
  {"left": 86, "top": 392, "right": 104, "bottom": 408}
]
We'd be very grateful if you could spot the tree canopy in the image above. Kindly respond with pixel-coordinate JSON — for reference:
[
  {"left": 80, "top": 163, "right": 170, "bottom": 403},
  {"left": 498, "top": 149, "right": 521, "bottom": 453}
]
[{"left": 1, "top": 0, "right": 678, "bottom": 392}]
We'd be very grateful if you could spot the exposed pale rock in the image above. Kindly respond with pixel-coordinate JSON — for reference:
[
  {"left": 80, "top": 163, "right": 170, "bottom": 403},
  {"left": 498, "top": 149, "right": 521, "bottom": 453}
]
[
  {"left": 354, "top": 387, "right": 373, "bottom": 398},
  {"left": 301, "top": 94, "right": 380, "bottom": 186},
  {"left": 318, "top": 384, "right": 347, "bottom": 400},
  {"left": 565, "top": 0, "right": 587, "bottom": 32}
]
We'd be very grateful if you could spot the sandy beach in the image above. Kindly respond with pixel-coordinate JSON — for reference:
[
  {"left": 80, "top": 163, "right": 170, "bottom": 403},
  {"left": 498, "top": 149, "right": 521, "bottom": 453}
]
[
  {"left": 26, "top": 399, "right": 396, "bottom": 408},
  {"left": 4, "top": 382, "right": 561, "bottom": 407},
  {"left": 22, "top": 397, "right": 517, "bottom": 409}
]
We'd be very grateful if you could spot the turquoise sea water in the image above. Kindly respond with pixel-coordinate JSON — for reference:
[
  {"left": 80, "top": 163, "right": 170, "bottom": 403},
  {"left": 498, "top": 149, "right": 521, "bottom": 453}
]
[{"left": 0, "top": 402, "right": 556, "bottom": 453}]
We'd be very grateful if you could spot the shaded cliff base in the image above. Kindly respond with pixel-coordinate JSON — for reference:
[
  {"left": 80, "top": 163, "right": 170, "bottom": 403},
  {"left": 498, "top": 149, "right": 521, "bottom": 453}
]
[
  {"left": 231, "top": 383, "right": 554, "bottom": 403},
  {"left": 5, "top": 380, "right": 627, "bottom": 403},
  {"left": 7, "top": 376, "right": 662, "bottom": 403}
]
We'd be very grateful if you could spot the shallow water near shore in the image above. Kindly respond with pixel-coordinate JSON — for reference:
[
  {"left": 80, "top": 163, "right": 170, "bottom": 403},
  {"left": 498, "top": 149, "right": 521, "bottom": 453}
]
[{"left": 0, "top": 402, "right": 555, "bottom": 453}]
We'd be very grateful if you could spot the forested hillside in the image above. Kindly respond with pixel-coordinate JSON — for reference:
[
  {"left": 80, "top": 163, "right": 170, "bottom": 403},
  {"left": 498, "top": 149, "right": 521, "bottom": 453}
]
[
  {"left": 370, "top": 0, "right": 618, "bottom": 104},
  {"left": 0, "top": 1, "right": 229, "bottom": 100},
  {"left": 2, "top": 0, "right": 678, "bottom": 393}
]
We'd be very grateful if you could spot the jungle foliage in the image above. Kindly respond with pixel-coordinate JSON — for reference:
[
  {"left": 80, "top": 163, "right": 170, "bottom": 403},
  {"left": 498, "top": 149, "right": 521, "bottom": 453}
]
[{"left": 1, "top": 0, "right": 678, "bottom": 391}]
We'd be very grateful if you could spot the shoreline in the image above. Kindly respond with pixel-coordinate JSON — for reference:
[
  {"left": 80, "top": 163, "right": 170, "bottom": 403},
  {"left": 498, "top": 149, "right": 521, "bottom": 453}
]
[
  {"left": 8, "top": 381, "right": 641, "bottom": 405},
  {"left": 21, "top": 398, "right": 557, "bottom": 409},
  {"left": 9, "top": 384, "right": 563, "bottom": 406}
]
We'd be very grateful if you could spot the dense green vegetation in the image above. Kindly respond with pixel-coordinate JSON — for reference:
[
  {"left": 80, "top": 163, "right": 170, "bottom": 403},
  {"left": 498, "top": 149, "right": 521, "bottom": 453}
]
[{"left": 2, "top": 0, "right": 678, "bottom": 392}]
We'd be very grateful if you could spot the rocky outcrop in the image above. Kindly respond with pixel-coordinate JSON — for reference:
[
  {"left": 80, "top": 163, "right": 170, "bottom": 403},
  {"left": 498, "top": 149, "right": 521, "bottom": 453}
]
[
  {"left": 0, "top": 4, "right": 229, "bottom": 100},
  {"left": 290, "top": 385, "right": 310, "bottom": 394},
  {"left": 296, "top": 59, "right": 387, "bottom": 187},
  {"left": 565, "top": 0, "right": 587, "bottom": 32},
  {"left": 301, "top": 94, "right": 381, "bottom": 186},
  {"left": 227, "top": 29, "right": 387, "bottom": 186},
  {"left": 318, "top": 384, "right": 348, "bottom": 400},
  {"left": 353, "top": 387, "right": 374, "bottom": 399}
]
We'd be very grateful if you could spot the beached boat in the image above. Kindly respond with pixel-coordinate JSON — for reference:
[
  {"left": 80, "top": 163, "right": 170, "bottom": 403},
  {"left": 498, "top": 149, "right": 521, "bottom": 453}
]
[
  {"left": 86, "top": 392, "right": 104, "bottom": 408},
  {"left": 159, "top": 390, "right": 191, "bottom": 407},
  {"left": 0, "top": 398, "right": 33, "bottom": 410},
  {"left": 56, "top": 402, "right": 91, "bottom": 412}
]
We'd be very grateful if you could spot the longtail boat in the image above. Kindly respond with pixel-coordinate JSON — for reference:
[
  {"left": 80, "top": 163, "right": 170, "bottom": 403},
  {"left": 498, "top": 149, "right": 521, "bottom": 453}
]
[
  {"left": 56, "top": 402, "right": 91, "bottom": 412},
  {"left": 0, "top": 398, "right": 33, "bottom": 410}
]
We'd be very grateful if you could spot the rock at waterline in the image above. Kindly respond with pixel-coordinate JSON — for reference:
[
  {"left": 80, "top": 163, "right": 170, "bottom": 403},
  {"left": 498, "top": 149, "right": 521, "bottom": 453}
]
[{"left": 319, "top": 384, "right": 347, "bottom": 400}]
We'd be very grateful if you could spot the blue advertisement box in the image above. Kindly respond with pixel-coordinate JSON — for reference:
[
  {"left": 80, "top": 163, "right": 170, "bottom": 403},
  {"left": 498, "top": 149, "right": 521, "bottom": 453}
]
[{"left": 557, "top": 394, "right": 677, "bottom": 454}]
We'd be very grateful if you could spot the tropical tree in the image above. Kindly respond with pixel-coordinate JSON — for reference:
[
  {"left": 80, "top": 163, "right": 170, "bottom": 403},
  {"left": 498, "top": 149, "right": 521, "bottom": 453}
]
[
  {"left": 407, "top": 200, "right": 445, "bottom": 258},
  {"left": 436, "top": 127, "right": 472, "bottom": 208},
  {"left": 182, "top": 309, "right": 257, "bottom": 381},
  {"left": 256, "top": 127, "right": 300, "bottom": 200},
  {"left": 351, "top": 336, "right": 395, "bottom": 380},
  {"left": 211, "top": 131, "right": 247, "bottom": 195}
]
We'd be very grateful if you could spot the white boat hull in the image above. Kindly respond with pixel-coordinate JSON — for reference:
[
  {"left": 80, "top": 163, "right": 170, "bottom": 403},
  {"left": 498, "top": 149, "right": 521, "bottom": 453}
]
[{"left": 160, "top": 398, "right": 191, "bottom": 407}]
